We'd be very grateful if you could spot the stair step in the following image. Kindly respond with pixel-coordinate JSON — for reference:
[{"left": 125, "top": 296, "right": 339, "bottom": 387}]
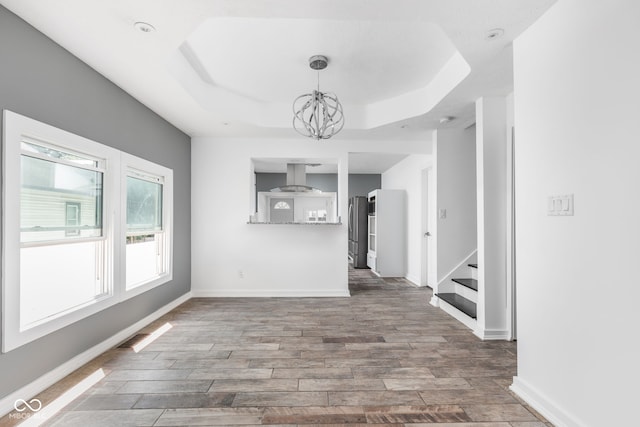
[
  {"left": 436, "top": 293, "right": 477, "bottom": 319},
  {"left": 452, "top": 278, "right": 478, "bottom": 291},
  {"left": 468, "top": 263, "right": 478, "bottom": 269}
]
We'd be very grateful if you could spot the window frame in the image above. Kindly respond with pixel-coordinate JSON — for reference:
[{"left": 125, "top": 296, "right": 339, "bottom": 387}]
[
  {"left": 19, "top": 139, "right": 106, "bottom": 245},
  {"left": 2, "top": 110, "right": 173, "bottom": 353},
  {"left": 120, "top": 154, "right": 173, "bottom": 297}
]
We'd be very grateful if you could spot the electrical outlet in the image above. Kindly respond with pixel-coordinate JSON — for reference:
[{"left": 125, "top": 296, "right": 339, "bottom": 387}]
[
  {"left": 439, "top": 208, "right": 447, "bottom": 219},
  {"left": 238, "top": 270, "right": 244, "bottom": 279}
]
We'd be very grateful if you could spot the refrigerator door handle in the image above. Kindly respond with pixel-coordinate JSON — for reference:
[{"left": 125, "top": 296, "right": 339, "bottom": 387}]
[{"left": 348, "top": 204, "right": 353, "bottom": 234}]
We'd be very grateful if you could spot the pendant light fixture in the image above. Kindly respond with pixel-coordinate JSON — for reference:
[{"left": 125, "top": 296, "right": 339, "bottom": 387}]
[{"left": 293, "top": 55, "right": 345, "bottom": 140}]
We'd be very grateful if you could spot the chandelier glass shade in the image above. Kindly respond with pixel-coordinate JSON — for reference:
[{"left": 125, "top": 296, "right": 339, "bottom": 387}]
[{"left": 293, "top": 55, "right": 344, "bottom": 140}]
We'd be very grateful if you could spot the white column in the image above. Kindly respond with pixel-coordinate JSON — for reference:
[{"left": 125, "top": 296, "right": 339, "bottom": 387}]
[{"left": 475, "top": 96, "right": 509, "bottom": 340}]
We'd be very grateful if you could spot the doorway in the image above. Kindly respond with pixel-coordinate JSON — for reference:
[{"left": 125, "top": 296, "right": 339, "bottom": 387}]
[{"left": 421, "top": 167, "right": 435, "bottom": 287}]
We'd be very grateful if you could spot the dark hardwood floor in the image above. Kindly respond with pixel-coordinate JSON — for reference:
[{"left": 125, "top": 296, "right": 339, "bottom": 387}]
[{"left": 0, "top": 267, "right": 551, "bottom": 426}]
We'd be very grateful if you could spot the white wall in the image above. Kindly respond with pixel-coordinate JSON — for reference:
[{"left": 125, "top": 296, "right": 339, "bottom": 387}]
[
  {"left": 434, "top": 128, "right": 477, "bottom": 285},
  {"left": 512, "top": 1, "right": 640, "bottom": 425},
  {"left": 191, "top": 137, "right": 430, "bottom": 297},
  {"left": 382, "top": 154, "right": 432, "bottom": 285}
]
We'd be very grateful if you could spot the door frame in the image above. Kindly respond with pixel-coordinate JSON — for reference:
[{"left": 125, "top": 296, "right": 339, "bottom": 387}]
[{"left": 421, "top": 166, "right": 435, "bottom": 288}]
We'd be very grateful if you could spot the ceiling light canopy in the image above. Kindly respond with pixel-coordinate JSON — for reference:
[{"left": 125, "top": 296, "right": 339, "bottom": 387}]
[
  {"left": 293, "top": 55, "right": 344, "bottom": 140},
  {"left": 485, "top": 28, "right": 504, "bottom": 40},
  {"left": 134, "top": 21, "right": 156, "bottom": 33}
]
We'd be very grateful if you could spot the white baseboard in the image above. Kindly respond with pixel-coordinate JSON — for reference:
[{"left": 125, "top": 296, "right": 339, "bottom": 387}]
[
  {"left": 429, "top": 295, "right": 439, "bottom": 307},
  {"left": 510, "top": 376, "right": 585, "bottom": 427},
  {"left": 191, "top": 290, "right": 351, "bottom": 298},
  {"left": 404, "top": 275, "right": 422, "bottom": 287},
  {"left": 438, "top": 299, "right": 476, "bottom": 331},
  {"left": 0, "top": 292, "right": 192, "bottom": 418},
  {"left": 473, "top": 327, "right": 510, "bottom": 341}
]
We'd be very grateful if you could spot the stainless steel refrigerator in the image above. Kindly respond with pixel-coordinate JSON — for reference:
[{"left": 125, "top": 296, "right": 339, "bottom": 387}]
[{"left": 348, "top": 196, "right": 368, "bottom": 268}]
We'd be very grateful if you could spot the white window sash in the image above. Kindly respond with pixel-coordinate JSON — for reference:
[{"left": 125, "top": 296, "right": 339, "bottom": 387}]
[
  {"left": 120, "top": 153, "right": 173, "bottom": 298},
  {"left": 2, "top": 110, "right": 173, "bottom": 353}
]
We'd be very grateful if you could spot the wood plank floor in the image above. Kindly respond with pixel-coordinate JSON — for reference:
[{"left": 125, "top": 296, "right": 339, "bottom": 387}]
[{"left": 1, "top": 267, "right": 552, "bottom": 426}]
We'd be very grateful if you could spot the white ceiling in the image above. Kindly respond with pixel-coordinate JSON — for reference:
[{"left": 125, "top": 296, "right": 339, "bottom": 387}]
[{"left": 0, "top": 0, "right": 557, "bottom": 144}]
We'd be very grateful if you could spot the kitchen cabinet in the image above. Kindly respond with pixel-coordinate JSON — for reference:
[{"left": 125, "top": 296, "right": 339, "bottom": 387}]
[{"left": 367, "top": 189, "right": 405, "bottom": 277}]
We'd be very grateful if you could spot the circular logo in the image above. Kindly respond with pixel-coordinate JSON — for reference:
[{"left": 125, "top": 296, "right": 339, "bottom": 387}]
[{"left": 14, "top": 398, "right": 42, "bottom": 412}]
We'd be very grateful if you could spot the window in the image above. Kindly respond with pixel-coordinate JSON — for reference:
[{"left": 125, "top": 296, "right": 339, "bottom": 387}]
[
  {"left": 123, "top": 160, "right": 172, "bottom": 293},
  {"left": 65, "top": 202, "right": 82, "bottom": 236},
  {"left": 306, "top": 209, "right": 327, "bottom": 222},
  {"left": 2, "top": 110, "right": 173, "bottom": 352},
  {"left": 18, "top": 141, "right": 109, "bottom": 331},
  {"left": 273, "top": 201, "right": 291, "bottom": 210},
  {"left": 20, "top": 143, "right": 103, "bottom": 243}
]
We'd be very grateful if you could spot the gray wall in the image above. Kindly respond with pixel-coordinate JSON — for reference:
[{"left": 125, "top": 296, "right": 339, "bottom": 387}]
[
  {"left": 255, "top": 173, "right": 287, "bottom": 193},
  {"left": 256, "top": 173, "right": 380, "bottom": 199},
  {"left": 255, "top": 173, "right": 339, "bottom": 193},
  {"left": 0, "top": 6, "right": 191, "bottom": 398},
  {"left": 348, "top": 174, "right": 381, "bottom": 198}
]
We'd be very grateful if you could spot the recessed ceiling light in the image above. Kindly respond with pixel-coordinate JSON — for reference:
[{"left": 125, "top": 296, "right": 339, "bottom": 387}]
[
  {"left": 439, "top": 116, "right": 455, "bottom": 124},
  {"left": 134, "top": 22, "right": 156, "bottom": 33},
  {"left": 485, "top": 28, "right": 504, "bottom": 40}
]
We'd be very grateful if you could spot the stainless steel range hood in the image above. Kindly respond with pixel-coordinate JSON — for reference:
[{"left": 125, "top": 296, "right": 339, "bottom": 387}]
[{"left": 270, "top": 163, "right": 321, "bottom": 193}]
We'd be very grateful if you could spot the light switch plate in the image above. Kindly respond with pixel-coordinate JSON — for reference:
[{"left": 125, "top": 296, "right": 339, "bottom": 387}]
[
  {"left": 548, "top": 194, "right": 574, "bottom": 216},
  {"left": 439, "top": 208, "right": 447, "bottom": 219}
]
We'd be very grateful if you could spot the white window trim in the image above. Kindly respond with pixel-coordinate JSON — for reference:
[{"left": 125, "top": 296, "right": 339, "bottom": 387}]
[
  {"left": 2, "top": 110, "right": 173, "bottom": 353},
  {"left": 120, "top": 153, "right": 173, "bottom": 299}
]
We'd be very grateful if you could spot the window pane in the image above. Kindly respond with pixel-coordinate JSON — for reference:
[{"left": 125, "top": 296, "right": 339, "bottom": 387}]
[
  {"left": 126, "top": 233, "right": 164, "bottom": 289},
  {"left": 21, "top": 155, "right": 103, "bottom": 243},
  {"left": 21, "top": 141, "right": 99, "bottom": 168},
  {"left": 274, "top": 201, "right": 291, "bottom": 209},
  {"left": 127, "top": 176, "right": 162, "bottom": 232},
  {"left": 65, "top": 202, "right": 81, "bottom": 236},
  {"left": 20, "top": 241, "right": 107, "bottom": 329}
]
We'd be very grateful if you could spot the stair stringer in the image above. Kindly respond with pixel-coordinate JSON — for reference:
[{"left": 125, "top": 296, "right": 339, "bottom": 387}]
[
  {"left": 439, "top": 297, "right": 477, "bottom": 331},
  {"left": 430, "top": 249, "right": 477, "bottom": 306}
]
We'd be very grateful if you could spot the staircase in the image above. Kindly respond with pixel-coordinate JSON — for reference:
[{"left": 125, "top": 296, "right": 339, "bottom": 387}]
[{"left": 436, "top": 263, "right": 478, "bottom": 329}]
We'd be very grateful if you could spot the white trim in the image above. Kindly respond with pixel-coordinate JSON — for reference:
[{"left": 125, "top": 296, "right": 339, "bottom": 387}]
[
  {"left": 2, "top": 111, "right": 175, "bottom": 352},
  {"left": 2, "top": 110, "right": 121, "bottom": 352},
  {"left": 454, "top": 282, "right": 477, "bottom": 303},
  {"left": 121, "top": 152, "right": 174, "bottom": 298},
  {"left": 437, "top": 249, "right": 477, "bottom": 287},
  {"left": 510, "top": 376, "right": 586, "bottom": 427},
  {"left": 404, "top": 274, "right": 422, "bottom": 287},
  {"left": 473, "top": 327, "right": 509, "bottom": 340},
  {"left": 191, "top": 290, "right": 351, "bottom": 298},
  {"left": 0, "top": 292, "right": 192, "bottom": 418},
  {"left": 437, "top": 297, "right": 476, "bottom": 331},
  {"left": 507, "top": 123, "right": 517, "bottom": 341}
]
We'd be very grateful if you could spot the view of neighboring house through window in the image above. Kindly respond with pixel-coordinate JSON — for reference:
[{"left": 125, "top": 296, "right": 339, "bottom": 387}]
[
  {"left": 65, "top": 202, "right": 81, "bottom": 236},
  {"left": 19, "top": 141, "right": 108, "bottom": 330},
  {"left": 2, "top": 111, "right": 173, "bottom": 352}
]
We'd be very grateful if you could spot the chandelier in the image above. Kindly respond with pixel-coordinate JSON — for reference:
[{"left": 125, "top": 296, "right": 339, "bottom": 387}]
[{"left": 293, "top": 55, "right": 345, "bottom": 140}]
